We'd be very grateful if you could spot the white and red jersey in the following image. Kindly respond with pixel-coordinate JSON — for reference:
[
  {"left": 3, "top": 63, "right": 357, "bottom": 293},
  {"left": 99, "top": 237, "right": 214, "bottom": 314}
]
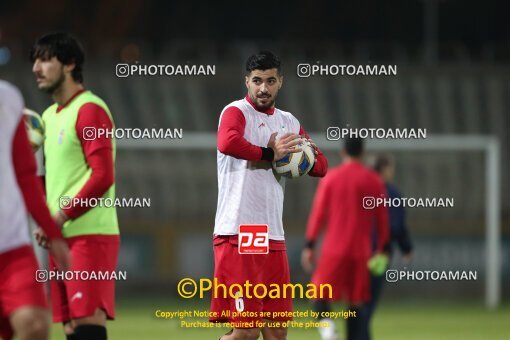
[
  {"left": 0, "top": 80, "right": 62, "bottom": 254},
  {"left": 214, "top": 96, "right": 328, "bottom": 241},
  {"left": 0, "top": 81, "right": 31, "bottom": 253}
]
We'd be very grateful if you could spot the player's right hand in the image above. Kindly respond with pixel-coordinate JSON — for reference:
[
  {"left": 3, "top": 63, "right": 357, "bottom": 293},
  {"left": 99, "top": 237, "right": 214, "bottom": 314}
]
[
  {"left": 403, "top": 252, "right": 413, "bottom": 265},
  {"left": 49, "top": 239, "right": 71, "bottom": 271},
  {"left": 301, "top": 248, "right": 314, "bottom": 274},
  {"left": 268, "top": 132, "right": 301, "bottom": 161},
  {"left": 33, "top": 227, "right": 49, "bottom": 249}
]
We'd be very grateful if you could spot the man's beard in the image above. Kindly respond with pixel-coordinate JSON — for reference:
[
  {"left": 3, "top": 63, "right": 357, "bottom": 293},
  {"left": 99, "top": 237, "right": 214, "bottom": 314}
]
[
  {"left": 253, "top": 94, "right": 275, "bottom": 110},
  {"left": 41, "top": 71, "right": 65, "bottom": 94}
]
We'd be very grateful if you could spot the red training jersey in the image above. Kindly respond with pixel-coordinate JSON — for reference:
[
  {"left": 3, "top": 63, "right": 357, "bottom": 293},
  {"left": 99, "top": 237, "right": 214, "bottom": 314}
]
[
  {"left": 306, "top": 160, "right": 390, "bottom": 259},
  {"left": 217, "top": 95, "right": 328, "bottom": 177}
]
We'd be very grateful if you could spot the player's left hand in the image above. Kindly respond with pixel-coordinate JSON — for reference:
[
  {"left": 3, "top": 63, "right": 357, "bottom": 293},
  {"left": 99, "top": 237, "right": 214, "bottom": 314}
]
[
  {"left": 303, "top": 137, "right": 319, "bottom": 162},
  {"left": 403, "top": 252, "right": 413, "bottom": 265},
  {"left": 49, "top": 238, "right": 71, "bottom": 271},
  {"left": 301, "top": 248, "right": 315, "bottom": 274}
]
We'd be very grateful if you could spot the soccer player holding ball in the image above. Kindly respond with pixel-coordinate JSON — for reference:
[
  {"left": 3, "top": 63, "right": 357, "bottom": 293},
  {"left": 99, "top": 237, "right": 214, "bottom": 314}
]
[
  {"left": 30, "top": 33, "right": 119, "bottom": 340},
  {"left": 0, "top": 80, "right": 70, "bottom": 340},
  {"left": 210, "top": 51, "right": 328, "bottom": 339},
  {"left": 302, "top": 138, "right": 390, "bottom": 340}
]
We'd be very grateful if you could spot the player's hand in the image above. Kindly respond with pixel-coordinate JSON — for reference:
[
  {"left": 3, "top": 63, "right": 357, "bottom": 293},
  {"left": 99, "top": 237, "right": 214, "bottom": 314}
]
[
  {"left": 33, "top": 227, "right": 49, "bottom": 249},
  {"left": 52, "top": 210, "right": 69, "bottom": 228},
  {"left": 267, "top": 132, "right": 301, "bottom": 161},
  {"left": 301, "top": 248, "right": 314, "bottom": 274},
  {"left": 402, "top": 252, "right": 413, "bottom": 265},
  {"left": 48, "top": 239, "right": 71, "bottom": 271},
  {"left": 304, "top": 137, "right": 319, "bottom": 161}
]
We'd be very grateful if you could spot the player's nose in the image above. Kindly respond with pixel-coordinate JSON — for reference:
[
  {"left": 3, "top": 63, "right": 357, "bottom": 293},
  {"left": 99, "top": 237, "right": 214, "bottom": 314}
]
[{"left": 32, "top": 60, "right": 41, "bottom": 73}]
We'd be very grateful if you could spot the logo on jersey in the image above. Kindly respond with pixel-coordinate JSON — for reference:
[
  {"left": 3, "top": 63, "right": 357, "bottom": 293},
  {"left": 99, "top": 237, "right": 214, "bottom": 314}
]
[
  {"left": 58, "top": 128, "right": 65, "bottom": 144},
  {"left": 258, "top": 122, "right": 266, "bottom": 128},
  {"left": 238, "top": 224, "right": 269, "bottom": 254},
  {"left": 71, "top": 291, "right": 83, "bottom": 302}
]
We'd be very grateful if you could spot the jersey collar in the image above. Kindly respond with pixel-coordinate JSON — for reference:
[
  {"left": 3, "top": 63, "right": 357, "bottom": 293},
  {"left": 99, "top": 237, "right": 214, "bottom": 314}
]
[
  {"left": 56, "top": 88, "right": 87, "bottom": 113},
  {"left": 245, "top": 95, "right": 275, "bottom": 115}
]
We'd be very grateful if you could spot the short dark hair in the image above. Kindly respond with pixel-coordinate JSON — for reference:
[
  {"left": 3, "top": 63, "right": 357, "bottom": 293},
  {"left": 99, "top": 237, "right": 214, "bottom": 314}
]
[
  {"left": 30, "top": 33, "right": 85, "bottom": 83},
  {"left": 344, "top": 137, "right": 364, "bottom": 157},
  {"left": 246, "top": 51, "right": 281, "bottom": 75},
  {"left": 373, "top": 153, "right": 394, "bottom": 174}
]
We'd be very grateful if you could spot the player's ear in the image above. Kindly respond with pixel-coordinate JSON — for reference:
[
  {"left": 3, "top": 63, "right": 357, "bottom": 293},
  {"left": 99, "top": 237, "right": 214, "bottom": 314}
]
[
  {"left": 63, "top": 63, "right": 75, "bottom": 75},
  {"left": 245, "top": 75, "right": 250, "bottom": 89},
  {"left": 278, "top": 75, "right": 284, "bottom": 89}
]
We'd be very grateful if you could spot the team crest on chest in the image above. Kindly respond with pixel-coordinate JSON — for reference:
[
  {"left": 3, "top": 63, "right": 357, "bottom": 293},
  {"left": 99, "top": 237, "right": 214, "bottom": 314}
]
[{"left": 58, "top": 128, "right": 65, "bottom": 144}]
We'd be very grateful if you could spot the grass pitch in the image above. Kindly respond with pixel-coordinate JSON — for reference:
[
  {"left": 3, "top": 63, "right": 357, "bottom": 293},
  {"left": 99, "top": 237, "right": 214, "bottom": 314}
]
[{"left": 49, "top": 298, "right": 510, "bottom": 339}]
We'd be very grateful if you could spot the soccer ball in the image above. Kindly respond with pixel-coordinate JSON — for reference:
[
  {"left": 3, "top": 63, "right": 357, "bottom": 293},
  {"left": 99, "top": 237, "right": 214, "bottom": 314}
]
[
  {"left": 23, "top": 108, "right": 44, "bottom": 152},
  {"left": 272, "top": 138, "right": 315, "bottom": 179}
]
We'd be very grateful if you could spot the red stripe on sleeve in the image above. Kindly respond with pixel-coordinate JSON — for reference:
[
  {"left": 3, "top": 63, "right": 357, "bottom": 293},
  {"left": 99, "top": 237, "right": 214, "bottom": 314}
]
[{"left": 76, "top": 103, "right": 114, "bottom": 157}]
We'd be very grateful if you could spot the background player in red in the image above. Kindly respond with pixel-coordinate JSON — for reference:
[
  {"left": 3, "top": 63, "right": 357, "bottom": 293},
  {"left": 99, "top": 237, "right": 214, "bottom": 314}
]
[
  {"left": 30, "top": 33, "right": 120, "bottom": 340},
  {"left": 210, "top": 51, "right": 328, "bottom": 340},
  {"left": 301, "top": 138, "right": 390, "bottom": 340},
  {"left": 0, "top": 80, "right": 70, "bottom": 340}
]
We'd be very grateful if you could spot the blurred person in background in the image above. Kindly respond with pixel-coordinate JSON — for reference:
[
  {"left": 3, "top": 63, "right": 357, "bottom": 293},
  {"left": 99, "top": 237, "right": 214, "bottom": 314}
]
[
  {"left": 30, "top": 32, "right": 119, "bottom": 340},
  {"left": 359, "top": 153, "right": 414, "bottom": 340},
  {"left": 0, "top": 79, "right": 70, "bottom": 340},
  {"left": 302, "top": 138, "right": 390, "bottom": 340},
  {"left": 23, "top": 107, "right": 51, "bottom": 285}
]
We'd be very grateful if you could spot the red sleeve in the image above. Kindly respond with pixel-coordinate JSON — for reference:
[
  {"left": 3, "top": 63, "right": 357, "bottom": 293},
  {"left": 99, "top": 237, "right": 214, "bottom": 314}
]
[
  {"left": 76, "top": 103, "right": 114, "bottom": 157},
  {"left": 374, "top": 177, "right": 390, "bottom": 252},
  {"left": 299, "top": 126, "right": 328, "bottom": 177},
  {"left": 63, "top": 103, "right": 114, "bottom": 219},
  {"left": 305, "top": 177, "right": 330, "bottom": 242},
  {"left": 12, "top": 118, "right": 62, "bottom": 240},
  {"left": 217, "top": 106, "right": 266, "bottom": 161}
]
